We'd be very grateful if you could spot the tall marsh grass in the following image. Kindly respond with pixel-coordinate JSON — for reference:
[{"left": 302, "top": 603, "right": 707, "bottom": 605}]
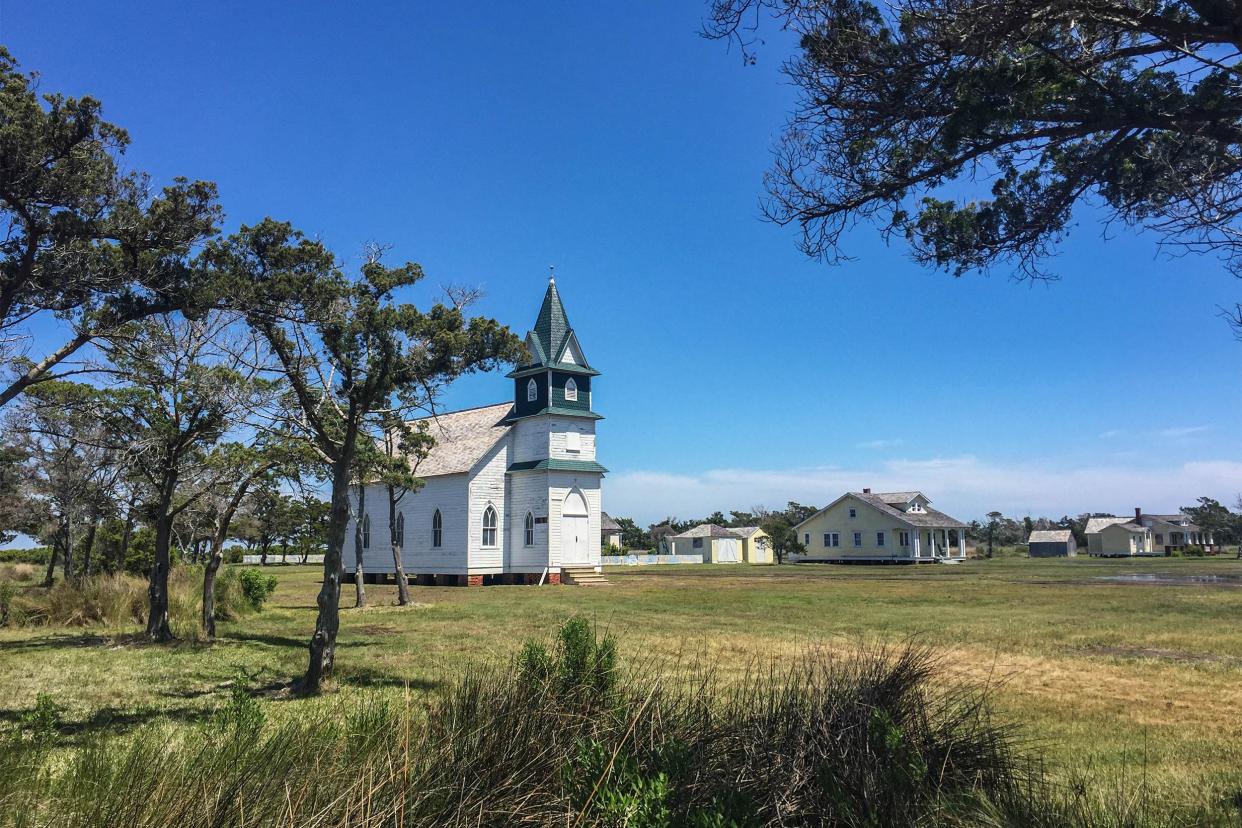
[
  {"left": 2, "top": 618, "right": 1222, "bottom": 827},
  {"left": 0, "top": 565, "right": 271, "bottom": 637}
]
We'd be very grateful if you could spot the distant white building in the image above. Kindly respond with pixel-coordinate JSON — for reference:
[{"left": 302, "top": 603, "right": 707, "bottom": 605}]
[
  {"left": 1085, "top": 511, "right": 1153, "bottom": 557},
  {"left": 668, "top": 524, "right": 743, "bottom": 563},
  {"left": 344, "top": 277, "right": 606, "bottom": 586}
]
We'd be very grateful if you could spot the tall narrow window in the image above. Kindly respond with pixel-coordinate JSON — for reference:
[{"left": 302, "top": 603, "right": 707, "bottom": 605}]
[
  {"left": 564, "top": 377, "right": 578, "bottom": 401},
  {"left": 394, "top": 512, "right": 404, "bottom": 548},
  {"left": 527, "top": 377, "right": 537, "bottom": 402},
  {"left": 432, "top": 509, "right": 442, "bottom": 548},
  {"left": 524, "top": 512, "right": 535, "bottom": 547},
  {"left": 362, "top": 514, "right": 371, "bottom": 549},
  {"left": 482, "top": 505, "right": 497, "bottom": 547},
  {"left": 876, "top": 531, "right": 886, "bottom": 547}
]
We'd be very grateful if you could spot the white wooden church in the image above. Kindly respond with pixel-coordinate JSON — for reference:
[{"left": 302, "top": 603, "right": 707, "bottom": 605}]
[{"left": 344, "top": 277, "right": 606, "bottom": 586}]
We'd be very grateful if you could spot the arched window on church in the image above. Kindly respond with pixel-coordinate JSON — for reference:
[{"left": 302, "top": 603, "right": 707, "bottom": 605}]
[
  {"left": 527, "top": 377, "right": 537, "bottom": 402},
  {"left": 482, "top": 505, "right": 498, "bottom": 547},
  {"left": 432, "top": 509, "right": 442, "bottom": 548},
  {"left": 564, "top": 377, "right": 578, "bottom": 402},
  {"left": 524, "top": 512, "right": 535, "bottom": 547},
  {"left": 361, "top": 514, "right": 370, "bottom": 549}
]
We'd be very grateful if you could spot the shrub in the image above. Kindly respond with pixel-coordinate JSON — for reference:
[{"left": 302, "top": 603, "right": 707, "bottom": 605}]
[
  {"left": 237, "top": 568, "right": 277, "bottom": 610},
  {"left": 224, "top": 546, "right": 243, "bottom": 564},
  {"left": 0, "top": 547, "right": 50, "bottom": 565},
  {"left": 0, "top": 579, "right": 13, "bottom": 626},
  {"left": 1183, "top": 544, "right": 1207, "bottom": 557},
  {"left": 208, "top": 670, "right": 266, "bottom": 740},
  {"left": 17, "top": 694, "right": 61, "bottom": 746}
]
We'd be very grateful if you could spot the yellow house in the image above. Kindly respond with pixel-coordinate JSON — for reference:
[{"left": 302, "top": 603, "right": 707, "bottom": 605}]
[
  {"left": 792, "top": 489, "right": 966, "bottom": 563},
  {"left": 1085, "top": 515, "right": 1154, "bottom": 556},
  {"left": 732, "top": 526, "right": 773, "bottom": 563}
]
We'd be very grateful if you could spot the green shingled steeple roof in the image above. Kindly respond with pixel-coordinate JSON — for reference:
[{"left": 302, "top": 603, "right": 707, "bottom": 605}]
[
  {"left": 534, "top": 277, "right": 570, "bottom": 362},
  {"left": 508, "top": 276, "right": 597, "bottom": 376}
]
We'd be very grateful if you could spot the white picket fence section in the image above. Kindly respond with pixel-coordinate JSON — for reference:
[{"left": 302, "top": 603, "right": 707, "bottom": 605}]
[
  {"left": 240, "top": 555, "right": 324, "bottom": 565},
  {"left": 601, "top": 554, "right": 704, "bottom": 566}
]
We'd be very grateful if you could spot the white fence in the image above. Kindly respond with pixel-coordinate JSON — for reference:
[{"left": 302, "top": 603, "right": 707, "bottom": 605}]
[
  {"left": 602, "top": 554, "right": 704, "bottom": 566},
  {"left": 241, "top": 555, "right": 324, "bottom": 565}
]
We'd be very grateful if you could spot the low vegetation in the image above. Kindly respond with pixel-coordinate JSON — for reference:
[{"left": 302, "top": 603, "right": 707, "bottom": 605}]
[
  {"left": 0, "top": 566, "right": 277, "bottom": 638},
  {"left": 1, "top": 617, "right": 1209, "bottom": 827}
]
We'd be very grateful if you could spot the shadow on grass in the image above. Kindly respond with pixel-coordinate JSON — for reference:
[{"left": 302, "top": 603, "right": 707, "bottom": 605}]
[
  {"left": 0, "top": 701, "right": 215, "bottom": 744},
  {"left": 333, "top": 665, "right": 442, "bottom": 692},
  {"left": 0, "top": 633, "right": 213, "bottom": 654}
]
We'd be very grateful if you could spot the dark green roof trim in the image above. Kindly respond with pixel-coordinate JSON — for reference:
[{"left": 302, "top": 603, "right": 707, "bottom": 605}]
[
  {"left": 507, "top": 406, "right": 603, "bottom": 421},
  {"left": 508, "top": 459, "right": 609, "bottom": 474},
  {"left": 505, "top": 363, "right": 600, "bottom": 379}
]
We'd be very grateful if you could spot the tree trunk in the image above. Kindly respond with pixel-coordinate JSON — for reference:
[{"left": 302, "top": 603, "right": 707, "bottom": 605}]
[
  {"left": 387, "top": 485, "right": 409, "bottom": 606},
  {"left": 146, "top": 472, "right": 178, "bottom": 643},
  {"left": 304, "top": 446, "right": 354, "bottom": 694},
  {"left": 354, "top": 483, "right": 367, "bottom": 608},
  {"left": 259, "top": 539, "right": 269, "bottom": 566},
  {"left": 62, "top": 511, "right": 73, "bottom": 582},
  {"left": 117, "top": 503, "right": 136, "bottom": 573},
  {"left": 80, "top": 520, "right": 99, "bottom": 580},
  {"left": 43, "top": 535, "right": 60, "bottom": 588},
  {"left": 202, "top": 474, "right": 260, "bottom": 638}
]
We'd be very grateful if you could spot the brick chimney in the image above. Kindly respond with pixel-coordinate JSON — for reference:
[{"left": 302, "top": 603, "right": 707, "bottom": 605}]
[
  {"left": 1134, "top": 507, "right": 1142, "bottom": 524},
  {"left": 863, "top": 488, "right": 871, "bottom": 494}
]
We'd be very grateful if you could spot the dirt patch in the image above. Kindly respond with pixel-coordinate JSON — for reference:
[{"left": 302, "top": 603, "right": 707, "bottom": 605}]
[
  {"left": 1078, "top": 645, "right": 1242, "bottom": 666},
  {"left": 359, "top": 624, "right": 402, "bottom": 636}
]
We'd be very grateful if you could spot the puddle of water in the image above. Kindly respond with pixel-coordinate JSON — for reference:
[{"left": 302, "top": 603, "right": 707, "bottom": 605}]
[{"left": 1093, "top": 573, "right": 1242, "bottom": 587}]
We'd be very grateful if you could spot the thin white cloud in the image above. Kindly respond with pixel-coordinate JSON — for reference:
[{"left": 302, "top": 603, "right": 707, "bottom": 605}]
[
  {"left": 1098, "top": 429, "right": 1123, "bottom": 439},
  {"left": 856, "top": 438, "right": 903, "bottom": 450},
  {"left": 1157, "top": 425, "right": 1209, "bottom": 439},
  {"left": 605, "top": 456, "right": 1242, "bottom": 526}
]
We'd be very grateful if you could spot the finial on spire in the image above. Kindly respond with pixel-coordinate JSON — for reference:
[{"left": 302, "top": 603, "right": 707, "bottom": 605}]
[{"left": 548, "top": 265, "right": 555, "bottom": 285}]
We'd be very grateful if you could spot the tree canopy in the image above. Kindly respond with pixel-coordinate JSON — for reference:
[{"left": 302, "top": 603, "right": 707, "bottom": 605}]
[
  {"left": 705, "top": 0, "right": 1242, "bottom": 321},
  {"left": 0, "top": 48, "right": 222, "bottom": 407}
]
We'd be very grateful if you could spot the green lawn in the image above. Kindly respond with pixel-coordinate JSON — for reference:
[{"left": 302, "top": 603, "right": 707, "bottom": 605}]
[{"left": 3, "top": 555, "right": 1242, "bottom": 812}]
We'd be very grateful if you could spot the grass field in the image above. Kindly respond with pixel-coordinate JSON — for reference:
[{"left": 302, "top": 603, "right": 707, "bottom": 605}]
[{"left": 3, "top": 555, "right": 1242, "bottom": 818}]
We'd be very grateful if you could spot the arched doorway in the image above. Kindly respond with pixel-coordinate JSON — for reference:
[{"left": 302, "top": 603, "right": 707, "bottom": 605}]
[{"left": 561, "top": 490, "right": 590, "bottom": 566}]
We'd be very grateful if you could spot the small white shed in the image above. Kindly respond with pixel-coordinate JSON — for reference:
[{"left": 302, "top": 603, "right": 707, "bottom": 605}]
[{"left": 668, "top": 524, "right": 743, "bottom": 563}]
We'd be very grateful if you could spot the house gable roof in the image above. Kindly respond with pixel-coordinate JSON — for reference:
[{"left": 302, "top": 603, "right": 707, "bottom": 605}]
[
  {"left": 1028, "top": 530, "right": 1073, "bottom": 543},
  {"left": 793, "top": 491, "right": 966, "bottom": 531},
  {"left": 1085, "top": 517, "right": 1135, "bottom": 534},
  {"left": 670, "top": 523, "right": 743, "bottom": 539},
  {"left": 401, "top": 402, "right": 514, "bottom": 478},
  {"left": 601, "top": 512, "right": 621, "bottom": 533}
]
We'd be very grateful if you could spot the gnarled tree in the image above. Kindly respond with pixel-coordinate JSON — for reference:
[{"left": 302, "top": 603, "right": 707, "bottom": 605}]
[
  {"left": 0, "top": 48, "right": 221, "bottom": 408},
  {"left": 705, "top": 0, "right": 1242, "bottom": 311},
  {"left": 216, "top": 222, "right": 523, "bottom": 693}
]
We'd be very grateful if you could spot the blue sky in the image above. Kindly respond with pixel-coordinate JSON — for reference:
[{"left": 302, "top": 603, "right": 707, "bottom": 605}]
[{"left": 4, "top": 1, "right": 1241, "bottom": 527}]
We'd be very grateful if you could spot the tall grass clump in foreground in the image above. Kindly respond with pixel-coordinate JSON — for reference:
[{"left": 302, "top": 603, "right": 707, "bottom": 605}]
[{"left": 0, "top": 619, "right": 1225, "bottom": 827}]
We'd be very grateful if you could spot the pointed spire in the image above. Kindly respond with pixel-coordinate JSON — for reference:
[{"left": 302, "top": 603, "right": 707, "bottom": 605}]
[{"left": 533, "top": 274, "right": 570, "bottom": 362}]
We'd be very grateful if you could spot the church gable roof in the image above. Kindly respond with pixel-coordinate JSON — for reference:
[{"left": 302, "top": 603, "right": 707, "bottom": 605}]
[{"left": 403, "top": 402, "right": 514, "bottom": 477}]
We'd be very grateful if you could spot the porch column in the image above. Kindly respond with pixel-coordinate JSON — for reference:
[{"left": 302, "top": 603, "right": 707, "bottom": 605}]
[
  {"left": 912, "top": 532, "right": 921, "bottom": 558},
  {"left": 958, "top": 530, "right": 965, "bottom": 557}
]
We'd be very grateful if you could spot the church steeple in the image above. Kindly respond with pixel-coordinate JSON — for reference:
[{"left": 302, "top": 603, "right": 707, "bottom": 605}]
[
  {"left": 532, "top": 276, "right": 572, "bottom": 367},
  {"left": 508, "top": 274, "right": 601, "bottom": 420}
]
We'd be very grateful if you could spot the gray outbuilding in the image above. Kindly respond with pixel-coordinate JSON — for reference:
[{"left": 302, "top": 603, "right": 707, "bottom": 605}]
[{"left": 1027, "top": 529, "right": 1077, "bottom": 557}]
